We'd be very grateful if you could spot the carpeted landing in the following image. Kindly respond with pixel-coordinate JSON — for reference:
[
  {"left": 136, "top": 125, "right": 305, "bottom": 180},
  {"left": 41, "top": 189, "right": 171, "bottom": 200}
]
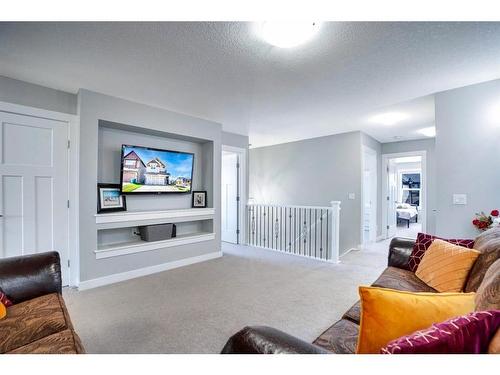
[{"left": 64, "top": 241, "right": 388, "bottom": 353}]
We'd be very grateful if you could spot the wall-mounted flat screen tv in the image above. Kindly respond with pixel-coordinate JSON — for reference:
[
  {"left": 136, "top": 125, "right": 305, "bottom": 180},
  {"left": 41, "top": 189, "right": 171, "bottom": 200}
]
[{"left": 120, "top": 144, "right": 194, "bottom": 194}]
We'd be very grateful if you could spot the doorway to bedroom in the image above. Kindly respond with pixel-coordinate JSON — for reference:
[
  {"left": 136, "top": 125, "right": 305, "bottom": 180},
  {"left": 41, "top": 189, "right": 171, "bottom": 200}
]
[{"left": 382, "top": 151, "right": 426, "bottom": 240}]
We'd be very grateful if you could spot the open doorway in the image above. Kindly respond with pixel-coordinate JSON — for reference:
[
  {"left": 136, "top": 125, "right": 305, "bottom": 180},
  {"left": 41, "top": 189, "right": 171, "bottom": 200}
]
[
  {"left": 382, "top": 151, "right": 426, "bottom": 240},
  {"left": 221, "top": 145, "right": 246, "bottom": 244}
]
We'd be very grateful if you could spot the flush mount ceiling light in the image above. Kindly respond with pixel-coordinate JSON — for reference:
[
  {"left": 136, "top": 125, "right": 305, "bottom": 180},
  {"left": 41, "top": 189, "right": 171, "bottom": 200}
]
[
  {"left": 258, "top": 22, "right": 321, "bottom": 48},
  {"left": 370, "top": 112, "right": 410, "bottom": 126},
  {"left": 418, "top": 126, "right": 436, "bottom": 137}
]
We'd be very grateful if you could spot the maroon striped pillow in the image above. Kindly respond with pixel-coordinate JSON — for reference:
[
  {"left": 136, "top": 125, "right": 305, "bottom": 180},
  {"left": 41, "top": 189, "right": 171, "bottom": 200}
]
[
  {"left": 408, "top": 232, "right": 475, "bottom": 272},
  {"left": 381, "top": 310, "right": 500, "bottom": 354},
  {"left": 0, "top": 288, "right": 13, "bottom": 307}
]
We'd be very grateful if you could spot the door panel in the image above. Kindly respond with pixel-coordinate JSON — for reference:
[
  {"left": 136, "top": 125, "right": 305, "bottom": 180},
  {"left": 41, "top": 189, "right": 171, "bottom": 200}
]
[
  {"left": 363, "top": 170, "right": 372, "bottom": 243},
  {"left": 222, "top": 152, "right": 238, "bottom": 244},
  {"left": 35, "top": 176, "right": 54, "bottom": 250},
  {"left": 2, "top": 175, "right": 23, "bottom": 257},
  {"left": 387, "top": 159, "right": 397, "bottom": 238},
  {"left": 0, "top": 112, "right": 69, "bottom": 285},
  {"left": 362, "top": 148, "right": 378, "bottom": 244},
  {"left": 3, "top": 122, "right": 53, "bottom": 166}
]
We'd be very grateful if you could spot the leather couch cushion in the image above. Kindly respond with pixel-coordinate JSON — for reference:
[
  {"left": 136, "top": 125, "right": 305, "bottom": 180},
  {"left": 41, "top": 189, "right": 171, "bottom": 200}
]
[
  {"left": 342, "top": 301, "right": 361, "bottom": 323},
  {"left": 0, "top": 293, "right": 68, "bottom": 353},
  {"left": 475, "top": 258, "right": 500, "bottom": 311},
  {"left": 372, "top": 266, "right": 437, "bottom": 292},
  {"left": 465, "top": 226, "right": 500, "bottom": 292},
  {"left": 313, "top": 319, "right": 359, "bottom": 354},
  {"left": 7, "top": 329, "right": 85, "bottom": 354}
]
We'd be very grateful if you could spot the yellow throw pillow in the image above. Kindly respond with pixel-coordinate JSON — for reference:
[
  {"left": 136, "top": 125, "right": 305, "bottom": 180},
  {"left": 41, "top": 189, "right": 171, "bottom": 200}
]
[
  {"left": 415, "top": 239, "right": 480, "bottom": 292},
  {"left": 0, "top": 302, "right": 6, "bottom": 320},
  {"left": 356, "top": 286, "right": 475, "bottom": 354}
]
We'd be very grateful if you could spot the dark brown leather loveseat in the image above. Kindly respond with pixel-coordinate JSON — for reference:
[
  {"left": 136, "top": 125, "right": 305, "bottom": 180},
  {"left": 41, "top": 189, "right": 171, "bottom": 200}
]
[
  {"left": 0, "top": 252, "right": 84, "bottom": 354},
  {"left": 222, "top": 228, "right": 500, "bottom": 354}
]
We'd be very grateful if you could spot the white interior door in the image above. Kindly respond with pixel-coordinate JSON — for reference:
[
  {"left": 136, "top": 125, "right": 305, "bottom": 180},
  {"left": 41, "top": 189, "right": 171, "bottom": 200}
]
[
  {"left": 0, "top": 112, "right": 70, "bottom": 285},
  {"left": 363, "top": 170, "right": 373, "bottom": 243},
  {"left": 362, "top": 147, "right": 378, "bottom": 244},
  {"left": 386, "top": 159, "right": 397, "bottom": 238},
  {"left": 221, "top": 152, "right": 238, "bottom": 244}
]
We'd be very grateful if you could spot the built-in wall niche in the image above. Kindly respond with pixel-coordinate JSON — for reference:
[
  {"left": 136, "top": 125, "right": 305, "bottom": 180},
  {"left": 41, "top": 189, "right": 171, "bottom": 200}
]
[
  {"left": 97, "top": 119, "right": 214, "bottom": 212},
  {"left": 94, "top": 120, "right": 216, "bottom": 260}
]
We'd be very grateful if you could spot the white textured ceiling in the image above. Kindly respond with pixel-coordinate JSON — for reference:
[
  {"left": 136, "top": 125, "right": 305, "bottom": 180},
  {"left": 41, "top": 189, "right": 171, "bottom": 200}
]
[
  {"left": 361, "top": 95, "right": 435, "bottom": 143},
  {"left": 1, "top": 22, "right": 500, "bottom": 147}
]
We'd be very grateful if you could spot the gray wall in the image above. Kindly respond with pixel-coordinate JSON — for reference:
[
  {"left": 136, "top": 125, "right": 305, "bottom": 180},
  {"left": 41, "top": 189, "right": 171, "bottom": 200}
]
[
  {"left": 381, "top": 138, "right": 437, "bottom": 234},
  {"left": 249, "top": 131, "right": 363, "bottom": 254},
  {"left": 78, "top": 89, "right": 222, "bottom": 282},
  {"left": 222, "top": 131, "right": 249, "bottom": 149},
  {"left": 0, "top": 75, "right": 77, "bottom": 114},
  {"left": 435, "top": 79, "right": 500, "bottom": 238}
]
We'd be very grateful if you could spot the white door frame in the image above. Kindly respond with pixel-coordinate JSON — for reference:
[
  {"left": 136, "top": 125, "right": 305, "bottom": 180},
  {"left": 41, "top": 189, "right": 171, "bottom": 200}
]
[
  {"left": 0, "top": 101, "right": 80, "bottom": 287},
  {"left": 221, "top": 145, "right": 247, "bottom": 245},
  {"left": 361, "top": 145, "right": 378, "bottom": 246},
  {"left": 382, "top": 150, "right": 427, "bottom": 239}
]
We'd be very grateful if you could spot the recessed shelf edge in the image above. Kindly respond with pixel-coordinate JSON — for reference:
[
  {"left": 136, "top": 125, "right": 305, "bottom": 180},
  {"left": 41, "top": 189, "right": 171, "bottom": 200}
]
[{"left": 94, "top": 232, "right": 216, "bottom": 259}]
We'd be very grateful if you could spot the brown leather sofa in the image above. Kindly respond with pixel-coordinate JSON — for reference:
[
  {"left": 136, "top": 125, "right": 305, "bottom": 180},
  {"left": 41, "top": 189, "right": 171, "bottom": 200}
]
[
  {"left": 222, "top": 228, "right": 500, "bottom": 354},
  {"left": 0, "top": 252, "right": 84, "bottom": 354}
]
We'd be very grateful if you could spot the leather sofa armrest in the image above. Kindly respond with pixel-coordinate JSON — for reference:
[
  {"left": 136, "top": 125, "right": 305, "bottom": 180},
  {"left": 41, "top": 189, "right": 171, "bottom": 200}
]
[
  {"left": 0, "top": 251, "right": 62, "bottom": 303},
  {"left": 221, "top": 326, "right": 329, "bottom": 354},
  {"left": 388, "top": 237, "right": 415, "bottom": 270}
]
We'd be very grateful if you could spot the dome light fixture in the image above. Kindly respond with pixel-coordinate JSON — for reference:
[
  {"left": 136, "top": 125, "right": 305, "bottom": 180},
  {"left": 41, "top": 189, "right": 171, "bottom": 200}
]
[{"left": 258, "top": 21, "right": 321, "bottom": 48}]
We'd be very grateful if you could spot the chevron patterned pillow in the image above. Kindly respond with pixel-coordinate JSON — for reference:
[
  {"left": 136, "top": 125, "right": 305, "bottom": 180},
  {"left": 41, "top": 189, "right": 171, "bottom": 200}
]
[{"left": 408, "top": 232, "right": 475, "bottom": 272}]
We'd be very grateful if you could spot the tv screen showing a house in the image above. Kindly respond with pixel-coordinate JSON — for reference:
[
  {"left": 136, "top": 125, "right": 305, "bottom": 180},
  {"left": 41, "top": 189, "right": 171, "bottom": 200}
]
[{"left": 120, "top": 145, "right": 194, "bottom": 194}]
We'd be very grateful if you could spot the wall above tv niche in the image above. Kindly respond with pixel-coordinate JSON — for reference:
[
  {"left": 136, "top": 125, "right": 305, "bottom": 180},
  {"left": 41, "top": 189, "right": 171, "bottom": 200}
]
[{"left": 98, "top": 120, "right": 213, "bottom": 211}]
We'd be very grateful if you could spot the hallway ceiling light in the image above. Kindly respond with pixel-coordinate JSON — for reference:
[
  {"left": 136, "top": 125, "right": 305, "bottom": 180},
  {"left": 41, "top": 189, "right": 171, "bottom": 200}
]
[
  {"left": 418, "top": 126, "right": 436, "bottom": 137},
  {"left": 370, "top": 112, "right": 409, "bottom": 126},
  {"left": 258, "top": 22, "right": 321, "bottom": 48}
]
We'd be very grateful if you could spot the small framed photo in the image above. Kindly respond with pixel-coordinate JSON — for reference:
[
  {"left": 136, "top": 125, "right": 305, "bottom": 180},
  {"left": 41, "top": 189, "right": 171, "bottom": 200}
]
[
  {"left": 192, "top": 191, "right": 207, "bottom": 208},
  {"left": 97, "top": 183, "right": 127, "bottom": 213}
]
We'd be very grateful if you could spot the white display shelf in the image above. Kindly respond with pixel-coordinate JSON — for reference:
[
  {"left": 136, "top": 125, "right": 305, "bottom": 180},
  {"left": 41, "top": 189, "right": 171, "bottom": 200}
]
[
  {"left": 94, "top": 231, "right": 215, "bottom": 259},
  {"left": 95, "top": 208, "right": 214, "bottom": 229}
]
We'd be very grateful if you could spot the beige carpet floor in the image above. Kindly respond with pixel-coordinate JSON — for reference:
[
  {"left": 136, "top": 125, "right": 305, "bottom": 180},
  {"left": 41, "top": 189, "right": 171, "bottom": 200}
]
[{"left": 63, "top": 241, "right": 389, "bottom": 353}]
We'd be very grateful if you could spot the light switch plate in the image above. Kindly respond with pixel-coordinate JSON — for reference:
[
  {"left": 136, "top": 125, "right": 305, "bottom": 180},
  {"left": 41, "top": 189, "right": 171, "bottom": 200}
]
[
  {"left": 453, "top": 194, "right": 467, "bottom": 205},
  {"left": 348, "top": 193, "right": 356, "bottom": 200}
]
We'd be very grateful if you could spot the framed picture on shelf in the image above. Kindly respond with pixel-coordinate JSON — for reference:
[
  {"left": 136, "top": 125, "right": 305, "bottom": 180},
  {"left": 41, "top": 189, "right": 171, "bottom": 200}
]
[
  {"left": 192, "top": 191, "right": 207, "bottom": 208},
  {"left": 97, "top": 183, "right": 127, "bottom": 213}
]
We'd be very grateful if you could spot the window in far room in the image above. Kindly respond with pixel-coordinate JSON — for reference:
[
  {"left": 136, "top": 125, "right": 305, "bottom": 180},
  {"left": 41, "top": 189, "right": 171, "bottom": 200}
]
[{"left": 400, "top": 172, "right": 421, "bottom": 206}]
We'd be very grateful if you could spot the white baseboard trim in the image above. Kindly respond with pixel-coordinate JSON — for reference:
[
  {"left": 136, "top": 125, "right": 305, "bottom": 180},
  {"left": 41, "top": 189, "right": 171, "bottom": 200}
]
[
  {"left": 340, "top": 247, "right": 360, "bottom": 257},
  {"left": 78, "top": 251, "right": 222, "bottom": 291},
  {"left": 376, "top": 235, "right": 385, "bottom": 242}
]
